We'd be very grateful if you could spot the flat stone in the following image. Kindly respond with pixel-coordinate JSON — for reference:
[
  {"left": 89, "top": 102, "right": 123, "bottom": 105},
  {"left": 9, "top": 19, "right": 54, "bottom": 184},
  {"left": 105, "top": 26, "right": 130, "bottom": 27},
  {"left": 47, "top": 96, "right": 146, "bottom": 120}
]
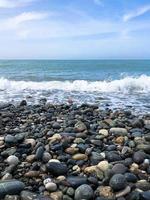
[
  {"left": 67, "top": 176, "right": 88, "bottom": 188},
  {"left": 110, "top": 128, "right": 128, "bottom": 136},
  {"left": 46, "top": 162, "right": 68, "bottom": 176},
  {"left": 0, "top": 180, "right": 25, "bottom": 198},
  {"left": 72, "top": 153, "right": 88, "bottom": 161}
]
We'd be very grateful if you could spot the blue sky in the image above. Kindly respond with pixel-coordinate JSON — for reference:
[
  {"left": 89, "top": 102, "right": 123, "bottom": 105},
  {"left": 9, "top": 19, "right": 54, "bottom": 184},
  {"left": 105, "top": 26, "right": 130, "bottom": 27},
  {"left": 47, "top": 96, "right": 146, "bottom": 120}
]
[{"left": 0, "top": 0, "right": 150, "bottom": 59}]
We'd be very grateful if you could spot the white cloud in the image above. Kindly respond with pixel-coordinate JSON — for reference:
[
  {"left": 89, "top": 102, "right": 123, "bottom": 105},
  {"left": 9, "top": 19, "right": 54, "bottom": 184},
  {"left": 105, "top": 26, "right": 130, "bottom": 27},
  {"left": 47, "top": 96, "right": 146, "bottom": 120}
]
[
  {"left": 123, "top": 5, "right": 150, "bottom": 22},
  {"left": 94, "top": 0, "right": 103, "bottom": 6},
  {"left": 0, "top": 0, "right": 36, "bottom": 8},
  {"left": 2, "top": 12, "right": 48, "bottom": 29}
]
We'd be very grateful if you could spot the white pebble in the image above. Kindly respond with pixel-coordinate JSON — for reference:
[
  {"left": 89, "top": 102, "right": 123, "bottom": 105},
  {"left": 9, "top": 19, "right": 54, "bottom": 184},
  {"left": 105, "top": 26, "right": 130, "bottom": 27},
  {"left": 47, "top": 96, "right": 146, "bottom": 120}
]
[{"left": 7, "top": 155, "right": 19, "bottom": 166}]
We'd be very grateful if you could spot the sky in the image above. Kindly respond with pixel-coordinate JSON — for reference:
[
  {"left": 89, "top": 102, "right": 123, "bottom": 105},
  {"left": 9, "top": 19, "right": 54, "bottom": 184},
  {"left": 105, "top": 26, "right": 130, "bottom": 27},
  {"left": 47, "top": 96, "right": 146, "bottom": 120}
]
[{"left": 0, "top": 0, "right": 150, "bottom": 59}]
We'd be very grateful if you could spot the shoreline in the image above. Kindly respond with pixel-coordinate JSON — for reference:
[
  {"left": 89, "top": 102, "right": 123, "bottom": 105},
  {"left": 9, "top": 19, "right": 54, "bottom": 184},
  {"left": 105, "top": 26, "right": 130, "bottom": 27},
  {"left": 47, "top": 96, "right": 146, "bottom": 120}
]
[{"left": 0, "top": 101, "right": 150, "bottom": 200}]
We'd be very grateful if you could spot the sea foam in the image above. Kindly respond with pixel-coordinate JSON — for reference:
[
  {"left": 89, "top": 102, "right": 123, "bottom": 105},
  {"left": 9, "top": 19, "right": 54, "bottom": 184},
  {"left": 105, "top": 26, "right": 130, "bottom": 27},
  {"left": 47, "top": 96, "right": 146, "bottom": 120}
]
[{"left": 0, "top": 75, "right": 150, "bottom": 93}]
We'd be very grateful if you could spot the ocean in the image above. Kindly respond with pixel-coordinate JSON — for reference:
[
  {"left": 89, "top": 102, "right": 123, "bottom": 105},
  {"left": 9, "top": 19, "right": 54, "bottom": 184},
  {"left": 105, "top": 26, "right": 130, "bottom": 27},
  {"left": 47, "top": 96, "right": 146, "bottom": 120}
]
[{"left": 0, "top": 59, "right": 150, "bottom": 113}]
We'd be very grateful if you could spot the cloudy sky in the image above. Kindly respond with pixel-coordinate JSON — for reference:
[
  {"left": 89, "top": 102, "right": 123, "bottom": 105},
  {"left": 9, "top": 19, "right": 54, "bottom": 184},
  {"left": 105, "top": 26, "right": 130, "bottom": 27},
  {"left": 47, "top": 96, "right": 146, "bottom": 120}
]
[{"left": 0, "top": 0, "right": 150, "bottom": 59}]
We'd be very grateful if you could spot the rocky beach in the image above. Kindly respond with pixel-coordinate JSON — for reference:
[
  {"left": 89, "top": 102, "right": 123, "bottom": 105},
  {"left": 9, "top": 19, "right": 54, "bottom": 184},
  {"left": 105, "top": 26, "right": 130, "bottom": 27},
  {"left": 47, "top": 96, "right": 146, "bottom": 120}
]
[{"left": 0, "top": 101, "right": 149, "bottom": 200}]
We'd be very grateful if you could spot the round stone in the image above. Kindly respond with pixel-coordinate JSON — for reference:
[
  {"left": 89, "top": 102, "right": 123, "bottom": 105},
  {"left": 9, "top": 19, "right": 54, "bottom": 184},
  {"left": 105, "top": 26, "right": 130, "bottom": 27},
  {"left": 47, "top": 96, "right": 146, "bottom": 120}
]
[
  {"left": 112, "top": 164, "right": 127, "bottom": 174},
  {"left": 75, "top": 184, "right": 94, "bottom": 200},
  {"left": 45, "top": 182, "right": 57, "bottom": 192},
  {"left": 99, "top": 129, "right": 109, "bottom": 137},
  {"left": 109, "top": 174, "right": 127, "bottom": 191},
  {"left": 6, "top": 155, "right": 19, "bottom": 166},
  {"left": 133, "top": 151, "right": 146, "bottom": 164}
]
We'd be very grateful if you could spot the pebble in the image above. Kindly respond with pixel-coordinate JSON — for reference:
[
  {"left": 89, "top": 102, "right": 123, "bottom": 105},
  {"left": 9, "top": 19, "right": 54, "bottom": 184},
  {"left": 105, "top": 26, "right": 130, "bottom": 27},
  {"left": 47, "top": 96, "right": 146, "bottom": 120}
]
[
  {"left": 140, "top": 191, "right": 150, "bottom": 200},
  {"left": 0, "top": 180, "right": 25, "bottom": 198},
  {"left": 99, "top": 129, "right": 109, "bottom": 137},
  {"left": 133, "top": 151, "right": 146, "bottom": 164},
  {"left": 46, "top": 162, "right": 68, "bottom": 176},
  {"left": 109, "top": 174, "right": 127, "bottom": 191},
  {"left": 74, "top": 184, "right": 94, "bottom": 200},
  {"left": 97, "top": 161, "right": 109, "bottom": 172},
  {"left": 45, "top": 182, "right": 57, "bottom": 192},
  {"left": 6, "top": 155, "right": 19, "bottom": 166},
  {"left": 110, "top": 128, "right": 128, "bottom": 136},
  {"left": 98, "top": 186, "right": 115, "bottom": 199},
  {"left": 112, "top": 163, "right": 127, "bottom": 174},
  {"left": 72, "top": 153, "right": 88, "bottom": 161}
]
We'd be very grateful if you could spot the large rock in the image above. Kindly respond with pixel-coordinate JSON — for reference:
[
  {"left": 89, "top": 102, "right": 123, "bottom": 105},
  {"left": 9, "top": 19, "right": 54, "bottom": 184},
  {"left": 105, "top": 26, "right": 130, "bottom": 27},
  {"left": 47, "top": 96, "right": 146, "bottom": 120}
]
[{"left": 0, "top": 180, "right": 25, "bottom": 198}]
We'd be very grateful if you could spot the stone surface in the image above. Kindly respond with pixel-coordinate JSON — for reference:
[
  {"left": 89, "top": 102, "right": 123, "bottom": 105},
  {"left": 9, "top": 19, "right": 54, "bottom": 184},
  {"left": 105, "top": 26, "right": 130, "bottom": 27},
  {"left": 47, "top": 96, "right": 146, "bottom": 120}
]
[{"left": 74, "top": 184, "right": 94, "bottom": 200}]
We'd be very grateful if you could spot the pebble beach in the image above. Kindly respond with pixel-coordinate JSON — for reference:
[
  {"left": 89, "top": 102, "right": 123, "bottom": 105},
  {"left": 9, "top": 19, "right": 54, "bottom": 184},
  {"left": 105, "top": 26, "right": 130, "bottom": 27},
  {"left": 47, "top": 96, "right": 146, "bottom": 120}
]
[{"left": 0, "top": 101, "right": 149, "bottom": 200}]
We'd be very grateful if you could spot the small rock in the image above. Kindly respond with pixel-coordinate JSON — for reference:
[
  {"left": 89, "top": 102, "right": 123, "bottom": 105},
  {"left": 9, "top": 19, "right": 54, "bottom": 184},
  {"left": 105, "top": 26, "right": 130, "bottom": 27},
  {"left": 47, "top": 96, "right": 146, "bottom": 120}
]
[
  {"left": 98, "top": 186, "right": 115, "bottom": 199},
  {"left": 72, "top": 153, "right": 88, "bottom": 161},
  {"left": 74, "top": 184, "right": 94, "bottom": 200},
  {"left": 46, "top": 162, "right": 68, "bottom": 176},
  {"left": 116, "top": 186, "right": 131, "bottom": 198},
  {"left": 109, "top": 174, "right": 127, "bottom": 191},
  {"left": 110, "top": 128, "right": 128, "bottom": 136},
  {"left": 6, "top": 155, "right": 19, "bottom": 166},
  {"left": 0, "top": 180, "right": 25, "bottom": 198},
  {"left": 75, "top": 121, "right": 87, "bottom": 132},
  {"left": 97, "top": 161, "right": 109, "bottom": 172},
  {"left": 99, "top": 129, "right": 109, "bottom": 137},
  {"left": 112, "top": 164, "right": 127, "bottom": 174},
  {"left": 67, "top": 176, "right": 87, "bottom": 188},
  {"left": 45, "top": 182, "right": 57, "bottom": 192},
  {"left": 133, "top": 151, "right": 146, "bottom": 164},
  {"left": 140, "top": 191, "right": 150, "bottom": 200}
]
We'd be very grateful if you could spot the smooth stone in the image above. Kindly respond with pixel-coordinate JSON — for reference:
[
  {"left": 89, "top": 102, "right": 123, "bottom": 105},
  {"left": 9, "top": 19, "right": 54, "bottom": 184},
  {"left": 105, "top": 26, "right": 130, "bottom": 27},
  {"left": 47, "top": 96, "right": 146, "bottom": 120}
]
[
  {"left": 52, "top": 122, "right": 61, "bottom": 129},
  {"left": 133, "top": 151, "right": 146, "bottom": 164},
  {"left": 109, "top": 174, "right": 127, "bottom": 191},
  {"left": 106, "top": 152, "right": 122, "bottom": 162},
  {"left": 36, "top": 146, "right": 45, "bottom": 161},
  {"left": 46, "top": 162, "right": 68, "bottom": 176},
  {"left": 137, "top": 144, "right": 150, "bottom": 154},
  {"left": 26, "top": 155, "right": 35, "bottom": 163},
  {"left": 45, "top": 182, "right": 57, "bottom": 192},
  {"left": 42, "top": 152, "right": 52, "bottom": 162},
  {"left": 115, "top": 186, "right": 131, "bottom": 198},
  {"left": 97, "top": 161, "right": 109, "bottom": 172},
  {"left": 124, "top": 173, "right": 137, "bottom": 183},
  {"left": 20, "top": 100, "right": 27, "bottom": 106},
  {"left": 112, "top": 164, "right": 127, "bottom": 174},
  {"left": 5, "top": 135, "right": 17, "bottom": 145},
  {"left": 74, "top": 184, "right": 94, "bottom": 200},
  {"left": 20, "top": 191, "right": 38, "bottom": 200},
  {"left": 67, "top": 177, "right": 88, "bottom": 188},
  {"left": 140, "top": 191, "right": 150, "bottom": 200},
  {"left": 24, "top": 139, "right": 36, "bottom": 147},
  {"left": 65, "top": 147, "right": 79, "bottom": 155},
  {"left": 0, "top": 180, "right": 25, "bottom": 198},
  {"left": 72, "top": 153, "right": 88, "bottom": 161},
  {"left": 50, "top": 191, "right": 63, "bottom": 200},
  {"left": 6, "top": 155, "right": 19, "bottom": 166},
  {"left": 99, "top": 129, "right": 109, "bottom": 137},
  {"left": 136, "top": 180, "right": 150, "bottom": 191},
  {"left": 24, "top": 171, "right": 40, "bottom": 178},
  {"left": 110, "top": 128, "right": 128, "bottom": 136}
]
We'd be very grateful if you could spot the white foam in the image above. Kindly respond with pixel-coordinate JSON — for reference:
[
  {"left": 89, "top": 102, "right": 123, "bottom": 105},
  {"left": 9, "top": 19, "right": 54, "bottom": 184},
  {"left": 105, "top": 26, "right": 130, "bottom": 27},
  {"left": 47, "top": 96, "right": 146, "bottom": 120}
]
[{"left": 0, "top": 75, "right": 150, "bottom": 93}]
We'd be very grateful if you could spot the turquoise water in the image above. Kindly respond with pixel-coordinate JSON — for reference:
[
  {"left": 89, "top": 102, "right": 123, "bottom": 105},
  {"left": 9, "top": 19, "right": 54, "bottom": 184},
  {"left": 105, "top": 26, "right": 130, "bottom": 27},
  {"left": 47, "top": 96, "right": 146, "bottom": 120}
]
[
  {"left": 0, "top": 60, "right": 150, "bottom": 81},
  {"left": 0, "top": 60, "right": 150, "bottom": 113}
]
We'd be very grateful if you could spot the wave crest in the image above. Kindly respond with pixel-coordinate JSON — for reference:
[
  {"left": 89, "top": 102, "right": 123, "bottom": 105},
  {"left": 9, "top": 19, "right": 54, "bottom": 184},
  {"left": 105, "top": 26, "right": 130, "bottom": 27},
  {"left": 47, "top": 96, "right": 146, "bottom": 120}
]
[{"left": 0, "top": 75, "right": 150, "bottom": 93}]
